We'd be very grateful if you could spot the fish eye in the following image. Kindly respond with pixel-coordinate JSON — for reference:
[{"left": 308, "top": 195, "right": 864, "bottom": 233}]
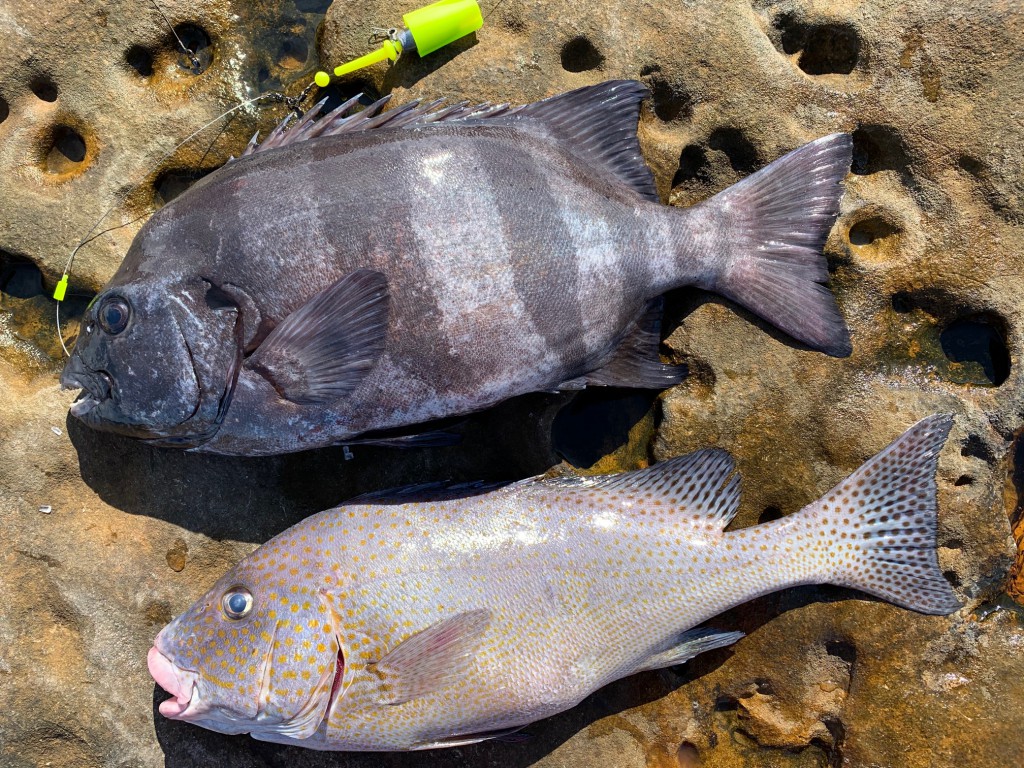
[
  {"left": 221, "top": 587, "right": 253, "bottom": 620},
  {"left": 97, "top": 297, "right": 131, "bottom": 335}
]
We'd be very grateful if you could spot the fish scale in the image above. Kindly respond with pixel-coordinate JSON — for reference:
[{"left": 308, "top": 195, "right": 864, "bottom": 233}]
[
  {"left": 63, "top": 81, "right": 853, "bottom": 454},
  {"left": 150, "top": 415, "right": 960, "bottom": 750}
]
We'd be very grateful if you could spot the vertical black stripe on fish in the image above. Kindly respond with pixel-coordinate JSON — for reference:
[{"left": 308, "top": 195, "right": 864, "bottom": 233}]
[{"left": 486, "top": 143, "right": 588, "bottom": 375}]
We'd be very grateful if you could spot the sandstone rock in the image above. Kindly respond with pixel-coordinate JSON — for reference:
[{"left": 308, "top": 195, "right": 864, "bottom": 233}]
[{"left": 1, "top": 0, "right": 1023, "bottom": 766}]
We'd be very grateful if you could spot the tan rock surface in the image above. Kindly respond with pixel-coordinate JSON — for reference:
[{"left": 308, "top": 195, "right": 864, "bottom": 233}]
[{"left": 2, "top": 0, "right": 1023, "bottom": 766}]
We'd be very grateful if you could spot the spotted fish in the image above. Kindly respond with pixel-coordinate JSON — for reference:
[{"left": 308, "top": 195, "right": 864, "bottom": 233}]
[
  {"left": 148, "top": 415, "right": 959, "bottom": 749},
  {"left": 62, "top": 80, "right": 852, "bottom": 455}
]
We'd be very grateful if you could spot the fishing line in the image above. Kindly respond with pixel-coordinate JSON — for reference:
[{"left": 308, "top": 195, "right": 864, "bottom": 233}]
[{"left": 148, "top": 0, "right": 201, "bottom": 73}]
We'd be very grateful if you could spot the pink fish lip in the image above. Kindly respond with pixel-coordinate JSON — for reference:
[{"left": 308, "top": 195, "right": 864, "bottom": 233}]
[{"left": 148, "top": 646, "right": 196, "bottom": 719}]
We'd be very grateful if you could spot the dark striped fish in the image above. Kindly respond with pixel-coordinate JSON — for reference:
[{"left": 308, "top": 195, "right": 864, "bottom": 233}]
[{"left": 61, "top": 81, "right": 853, "bottom": 455}]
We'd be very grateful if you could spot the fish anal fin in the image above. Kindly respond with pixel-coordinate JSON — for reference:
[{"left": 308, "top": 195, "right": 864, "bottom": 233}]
[
  {"left": 534, "top": 450, "right": 741, "bottom": 529},
  {"left": 372, "top": 609, "right": 492, "bottom": 706},
  {"left": 571, "top": 298, "right": 687, "bottom": 389},
  {"left": 638, "top": 628, "right": 745, "bottom": 672},
  {"left": 246, "top": 269, "right": 389, "bottom": 406}
]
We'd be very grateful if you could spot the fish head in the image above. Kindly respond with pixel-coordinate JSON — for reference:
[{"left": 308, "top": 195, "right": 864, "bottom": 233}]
[
  {"left": 60, "top": 273, "right": 242, "bottom": 447},
  {"left": 148, "top": 540, "right": 343, "bottom": 740}
]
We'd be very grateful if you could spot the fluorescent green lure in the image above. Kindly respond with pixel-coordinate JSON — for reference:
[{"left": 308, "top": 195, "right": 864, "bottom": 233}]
[{"left": 314, "top": 0, "right": 484, "bottom": 87}]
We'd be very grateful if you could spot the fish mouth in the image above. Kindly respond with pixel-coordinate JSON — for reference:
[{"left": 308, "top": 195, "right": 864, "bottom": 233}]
[
  {"left": 61, "top": 361, "right": 113, "bottom": 418},
  {"left": 148, "top": 646, "right": 198, "bottom": 719}
]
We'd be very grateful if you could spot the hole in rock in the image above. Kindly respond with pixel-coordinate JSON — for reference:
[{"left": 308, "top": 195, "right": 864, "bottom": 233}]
[
  {"left": 552, "top": 388, "right": 657, "bottom": 468},
  {"left": 560, "top": 36, "right": 604, "bottom": 73},
  {"left": 945, "top": 537, "right": 965, "bottom": 550},
  {"left": 257, "top": 65, "right": 271, "bottom": 84},
  {"left": 644, "top": 71, "right": 691, "bottom": 122},
  {"left": 954, "top": 475, "right": 974, "bottom": 487},
  {"left": 174, "top": 23, "right": 213, "bottom": 74},
  {"left": 708, "top": 128, "right": 758, "bottom": 174},
  {"left": 849, "top": 216, "right": 899, "bottom": 246},
  {"left": 754, "top": 678, "right": 776, "bottom": 695},
  {"left": 759, "top": 506, "right": 784, "bottom": 524},
  {"left": 825, "top": 639, "right": 856, "bottom": 665},
  {"left": 277, "top": 36, "right": 309, "bottom": 70},
  {"left": 940, "top": 315, "right": 1010, "bottom": 387},
  {"left": 714, "top": 694, "right": 739, "bottom": 711},
  {"left": 125, "top": 45, "right": 155, "bottom": 77},
  {"left": 890, "top": 292, "right": 914, "bottom": 313},
  {"left": 851, "top": 125, "right": 908, "bottom": 175},
  {"left": 0, "top": 254, "right": 44, "bottom": 299},
  {"left": 798, "top": 24, "right": 860, "bottom": 75},
  {"left": 958, "top": 155, "right": 985, "bottom": 177},
  {"left": 153, "top": 168, "right": 216, "bottom": 207},
  {"left": 961, "top": 436, "right": 994, "bottom": 464},
  {"left": 676, "top": 741, "right": 700, "bottom": 768},
  {"left": 944, "top": 570, "right": 962, "bottom": 588},
  {"left": 45, "top": 126, "right": 87, "bottom": 174},
  {"left": 30, "top": 76, "right": 58, "bottom": 102},
  {"left": 316, "top": 79, "right": 381, "bottom": 116},
  {"left": 294, "top": 0, "right": 332, "bottom": 11},
  {"left": 672, "top": 145, "right": 711, "bottom": 188},
  {"left": 0, "top": 96, "right": 8, "bottom": 124}
]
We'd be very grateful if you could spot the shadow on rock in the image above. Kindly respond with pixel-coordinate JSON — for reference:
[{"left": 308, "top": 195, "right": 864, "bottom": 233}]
[
  {"left": 69, "top": 393, "right": 564, "bottom": 544},
  {"left": 152, "top": 643, "right": 736, "bottom": 767}
]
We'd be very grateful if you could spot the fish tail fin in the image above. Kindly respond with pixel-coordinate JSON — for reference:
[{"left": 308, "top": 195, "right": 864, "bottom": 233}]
[
  {"left": 689, "top": 134, "right": 853, "bottom": 357},
  {"left": 806, "top": 414, "right": 961, "bottom": 615}
]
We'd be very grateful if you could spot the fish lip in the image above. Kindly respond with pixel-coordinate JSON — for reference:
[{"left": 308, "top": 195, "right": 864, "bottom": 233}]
[
  {"left": 148, "top": 646, "right": 198, "bottom": 720},
  {"left": 61, "top": 359, "right": 114, "bottom": 417}
]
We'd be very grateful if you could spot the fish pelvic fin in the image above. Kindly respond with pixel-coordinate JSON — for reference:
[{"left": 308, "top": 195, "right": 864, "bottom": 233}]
[
  {"left": 685, "top": 133, "right": 853, "bottom": 357},
  {"left": 808, "top": 414, "right": 961, "bottom": 615}
]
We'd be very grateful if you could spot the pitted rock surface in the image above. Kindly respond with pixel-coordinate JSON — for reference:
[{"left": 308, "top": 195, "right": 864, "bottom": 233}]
[{"left": 1, "top": 1, "right": 1023, "bottom": 766}]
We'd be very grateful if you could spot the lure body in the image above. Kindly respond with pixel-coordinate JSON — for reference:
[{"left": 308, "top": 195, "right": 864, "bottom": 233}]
[
  {"left": 62, "top": 81, "right": 852, "bottom": 454},
  {"left": 148, "top": 416, "right": 959, "bottom": 749}
]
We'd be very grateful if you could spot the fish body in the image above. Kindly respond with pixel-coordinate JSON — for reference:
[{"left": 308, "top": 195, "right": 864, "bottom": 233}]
[
  {"left": 149, "top": 415, "right": 960, "bottom": 750},
  {"left": 63, "top": 81, "right": 852, "bottom": 455}
]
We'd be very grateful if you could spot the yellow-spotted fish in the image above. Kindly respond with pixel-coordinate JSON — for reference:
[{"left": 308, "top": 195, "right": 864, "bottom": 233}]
[{"left": 148, "top": 415, "right": 959, "bottom": 750}]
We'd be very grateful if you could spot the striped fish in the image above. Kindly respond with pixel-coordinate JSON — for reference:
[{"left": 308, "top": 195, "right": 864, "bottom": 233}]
[
  {"left": 62, "top": 81, "right": 853, "bottom": 455},
  {"left": 148, "top": 415, "right": 960, "bottom": 749}
]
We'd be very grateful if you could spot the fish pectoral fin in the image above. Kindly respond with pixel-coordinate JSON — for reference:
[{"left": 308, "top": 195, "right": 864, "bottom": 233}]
[
  {"left": 246, "top": 269, "right": 389, "bottom": 406},
  {"left": 371, "top": 609, "right": 492, "bottom": 706},
  {"left": 565, "top": 297, "right": 687, "bottom": 389},
  {"left": 530, "top": 450, "right": 742, "bottom": 529},
  {"left": 412, "top": 726, "right": 528, "bottom": 750},
  {"left": 637, "top": 628, "right": 745, "bottom": 672}
]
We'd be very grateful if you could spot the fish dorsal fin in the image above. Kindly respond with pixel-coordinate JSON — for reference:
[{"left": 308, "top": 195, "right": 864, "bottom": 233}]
[
  {"left": 240, "top": 81, "right": 658, "bottom": 201},
  {"left": 536, "top": 450, "right": 741, "bottom": 529},
  {"left": 504, "top": 80, "right": 658, "bottom": 201},
  {"left": 246, "top": 269, "right": 389, "bottom": 406},
  {"left": 371, "top": 609, "right": 492, "bottom": 705},
  {"left": 240, "top": 94, "right": 520, "bottom": 158}
]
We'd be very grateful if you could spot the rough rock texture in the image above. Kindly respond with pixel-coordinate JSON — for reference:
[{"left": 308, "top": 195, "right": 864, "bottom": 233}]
[{"left": 1, "top": 0, "right": 1023, "bottom": 766}]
